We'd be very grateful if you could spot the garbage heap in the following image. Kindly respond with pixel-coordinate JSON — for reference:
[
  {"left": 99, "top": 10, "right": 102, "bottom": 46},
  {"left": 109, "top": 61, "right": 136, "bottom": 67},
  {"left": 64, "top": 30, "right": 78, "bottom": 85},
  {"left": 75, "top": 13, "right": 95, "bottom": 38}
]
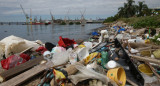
[{"left": 0, "top": 22, "right": 160, "bottom": 86}]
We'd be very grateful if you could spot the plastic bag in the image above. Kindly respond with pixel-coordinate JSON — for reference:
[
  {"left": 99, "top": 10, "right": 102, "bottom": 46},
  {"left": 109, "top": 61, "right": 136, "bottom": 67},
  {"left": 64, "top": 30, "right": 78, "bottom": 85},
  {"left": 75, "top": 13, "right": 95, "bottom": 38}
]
[
  {"left": 69, "top": 49, "right": 78, "bottom": 64},
  {"left": 1, "top": 54, "right": 26, "bottom": 70},
  {"left": 116, "top": 34, "right": 123, "bottom": 40},
  {"left": 51, "top": 48, "right": 71, "bottom": 65},
  {"left": 83, "top": 42, "right": 93, "bottom": 50},
  {"left": 51, "top": 46, "right": 66, "bottom": 54}
]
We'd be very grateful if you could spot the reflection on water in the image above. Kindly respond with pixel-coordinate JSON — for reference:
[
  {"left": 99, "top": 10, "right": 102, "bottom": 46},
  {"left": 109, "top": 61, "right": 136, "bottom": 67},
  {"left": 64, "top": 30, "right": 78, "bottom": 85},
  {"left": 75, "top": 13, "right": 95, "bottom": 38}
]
[{"left": 0, "top": 24, "right": 103, "bottom": 44}]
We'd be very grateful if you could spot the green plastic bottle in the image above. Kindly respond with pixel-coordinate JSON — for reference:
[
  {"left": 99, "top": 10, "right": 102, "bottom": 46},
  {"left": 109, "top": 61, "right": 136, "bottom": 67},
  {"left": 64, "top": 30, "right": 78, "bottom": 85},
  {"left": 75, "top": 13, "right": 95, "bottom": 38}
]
[{"left": 101, "top": 51, "right": 108, "bottom": 68}]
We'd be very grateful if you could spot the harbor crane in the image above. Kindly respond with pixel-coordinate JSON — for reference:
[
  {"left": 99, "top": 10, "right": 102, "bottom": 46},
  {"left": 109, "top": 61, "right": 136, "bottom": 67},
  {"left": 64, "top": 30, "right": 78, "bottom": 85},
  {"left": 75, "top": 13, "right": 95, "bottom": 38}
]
[
  {"left": 30, "top": 8, "right": 32, "bottom": 25},
  {"left": 50, "top": 11, "right": 54, "bottom": 24},
  {"left": 80, "top": 8, "right": 86, "bottom": 26},
  {"left": 20, "top": 4, "right": 29, "bottom": 25},
  {"left": 64, "top": 8, "right": 70, "bottom": 23}
]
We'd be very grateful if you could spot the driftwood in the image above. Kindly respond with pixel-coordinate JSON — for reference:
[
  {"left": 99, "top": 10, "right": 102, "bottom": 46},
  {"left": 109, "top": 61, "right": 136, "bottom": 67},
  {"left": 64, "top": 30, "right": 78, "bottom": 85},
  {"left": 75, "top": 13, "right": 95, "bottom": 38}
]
[
  {"left": 0, "top": 61, "right": 54, "bottom": 86},
  {"left": 75, "top": 39, "right": 84, "bottom": 45},
  {"left": 0, "top": 56, "right": 44, "bottom": 82},
  {"left": 126, "top": 78, "right": 138, "bottom": 86},
  {"left": 129, "top": 43, "right": 160, "bottom": 49},
  {"left": 146, "top": 62, "right": 160, "bottom": 80},
  {"left": 63, "top": 60, "right": 85, "bottom": 76},
  {"left": 130, "top": 55, "right": 160, "bottom": 65}
]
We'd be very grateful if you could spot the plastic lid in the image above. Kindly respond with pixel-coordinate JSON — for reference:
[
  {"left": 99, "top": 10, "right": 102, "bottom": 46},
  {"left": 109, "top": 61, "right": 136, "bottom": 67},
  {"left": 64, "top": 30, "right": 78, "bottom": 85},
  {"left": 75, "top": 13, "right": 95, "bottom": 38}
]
[{"left": 107, "top": 60, "right": 117, "bottom": 68}]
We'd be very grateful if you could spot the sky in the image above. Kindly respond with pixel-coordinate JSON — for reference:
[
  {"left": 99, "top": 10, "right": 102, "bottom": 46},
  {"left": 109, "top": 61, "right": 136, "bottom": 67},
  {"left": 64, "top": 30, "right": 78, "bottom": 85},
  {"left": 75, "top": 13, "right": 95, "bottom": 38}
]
[{"left": 0, "top": 0, "right": 160, "bottom": 22}]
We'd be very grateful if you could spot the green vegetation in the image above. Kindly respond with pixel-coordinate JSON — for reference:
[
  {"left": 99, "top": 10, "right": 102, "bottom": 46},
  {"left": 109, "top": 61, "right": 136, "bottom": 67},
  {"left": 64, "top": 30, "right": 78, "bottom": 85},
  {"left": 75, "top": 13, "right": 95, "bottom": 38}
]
[
  {"left": 150, "top": 33, "right": 160, "bottom": 45},
  {"left": 69, "top": 22, "right": 74, "bottom": 25},
  {"left": 118, "top": 15, "right": 160, "bottom": 29},
  {"left": 117, "top": 0, "right": 151, "bottom": 18},
  {"left": 75, "top": 22, "right": 81, "bottom": 25},
  {"left": 60, "top": 22, "right": 66, "bottom": 25},
  {"left": 103, "top": 0, "right": 160, "bottom": 29},
  {"left": 104, "top": 0, "right": 153, "bottom": 23},
  {"left": 103, "top": 16, "right": 118, "bottom": 23}
]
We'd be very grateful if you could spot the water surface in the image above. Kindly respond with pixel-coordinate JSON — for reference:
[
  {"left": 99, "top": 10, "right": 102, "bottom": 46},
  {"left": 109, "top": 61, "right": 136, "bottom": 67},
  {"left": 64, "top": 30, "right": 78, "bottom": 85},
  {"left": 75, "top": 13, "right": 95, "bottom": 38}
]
[{"left": 0, "top": 24, "right": 103, "bottom": 44}]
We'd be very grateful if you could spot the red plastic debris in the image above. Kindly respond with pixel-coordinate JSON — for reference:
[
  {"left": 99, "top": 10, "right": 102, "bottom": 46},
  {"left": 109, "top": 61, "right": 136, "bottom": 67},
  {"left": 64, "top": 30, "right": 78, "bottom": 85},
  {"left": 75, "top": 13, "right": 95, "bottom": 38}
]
[
  {"left": 36, "top": 46, "right": 47, "bottom": 54},
  {"left": 58, "top": 36, "right": 76, "bottom": 48},
  {"left": 1, "top": 55, "right": 27, "bottom": 70}
]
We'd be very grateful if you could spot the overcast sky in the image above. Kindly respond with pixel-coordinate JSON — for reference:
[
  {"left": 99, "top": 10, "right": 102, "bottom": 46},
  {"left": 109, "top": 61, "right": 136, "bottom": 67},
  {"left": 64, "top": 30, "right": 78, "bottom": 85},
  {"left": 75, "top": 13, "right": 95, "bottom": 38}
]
[{"left": 0, "top": 0, "right": 160, "bottom": 22}]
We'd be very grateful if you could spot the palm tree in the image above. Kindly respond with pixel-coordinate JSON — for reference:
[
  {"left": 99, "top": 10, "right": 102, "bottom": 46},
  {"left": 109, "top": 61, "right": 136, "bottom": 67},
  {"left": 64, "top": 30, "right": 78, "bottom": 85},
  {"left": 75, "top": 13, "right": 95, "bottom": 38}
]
[
  {"left": 137, "top": 1, "right": 152, "bottom": 16},
  {"left": 118, "top": 7, "right": 125, "bottom": 17},
  {"left": 126, "top": 0, "right": 136, "bottom": 17},
  {"left": 137, "top": 1, "right": 147, "bottom": 16},
  {"left": 118, "top": 0, "right": 137, "bottom": 18}
]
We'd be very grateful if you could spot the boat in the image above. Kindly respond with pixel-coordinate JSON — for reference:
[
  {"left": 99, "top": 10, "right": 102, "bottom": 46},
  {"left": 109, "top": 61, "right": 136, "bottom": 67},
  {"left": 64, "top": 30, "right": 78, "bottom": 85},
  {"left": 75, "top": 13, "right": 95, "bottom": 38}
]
[{"left": 32, "top": 22, "right": 44, "bottom": 25}]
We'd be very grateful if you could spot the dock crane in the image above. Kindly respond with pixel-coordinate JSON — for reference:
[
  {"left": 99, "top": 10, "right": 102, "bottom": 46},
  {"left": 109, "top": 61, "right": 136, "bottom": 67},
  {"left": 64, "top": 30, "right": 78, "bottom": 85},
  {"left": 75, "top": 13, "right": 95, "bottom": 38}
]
[
  {"left": 50, "top": 11, "right": 54, "bottom": 24},
  {"left": 64, "top": 8, "right": 70, "bottom": 24},
  {"left": 30, "top": 8, "right": 32, "bottom": 25},
  {"left": 20, "top": 4, "right": 29, "bottom": 25},
  {"left": 80, "top": 8, "right": 86, "bottom": 26}
]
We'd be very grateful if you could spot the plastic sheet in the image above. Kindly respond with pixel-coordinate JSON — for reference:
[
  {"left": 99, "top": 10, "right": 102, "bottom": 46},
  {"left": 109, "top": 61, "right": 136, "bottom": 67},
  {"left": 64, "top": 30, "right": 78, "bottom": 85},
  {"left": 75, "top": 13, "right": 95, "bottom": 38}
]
[
  {"left": 68, "top": 63, "right": 117, "bottom": 85},
  {"left": 0, "top": 35, "right": 42, "bottom": 58},
  {"left": 1, "top": 54, "right": 26, "bottom": 70}
]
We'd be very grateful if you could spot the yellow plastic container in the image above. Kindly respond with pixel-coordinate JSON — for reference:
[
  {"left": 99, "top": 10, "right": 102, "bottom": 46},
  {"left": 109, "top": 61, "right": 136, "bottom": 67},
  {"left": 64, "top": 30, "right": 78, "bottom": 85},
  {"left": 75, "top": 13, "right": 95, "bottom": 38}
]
[
  {"left": 107, "top": 67, "right": 126, "bottom": 86},
  {"left": 153, "top": 49, "right": 160, "bottom": 59},
  {"left": 78, "top": 45, "right": 86, "bottom": 48},
  {"left": 84, "top": 52, "right": 98, "bottom": 64},
  {"left": 145, "top": 39, "right": 150, "bottom": 44},
  {"left": 138, "top": 64, "right": 153, "bottom": 76}
]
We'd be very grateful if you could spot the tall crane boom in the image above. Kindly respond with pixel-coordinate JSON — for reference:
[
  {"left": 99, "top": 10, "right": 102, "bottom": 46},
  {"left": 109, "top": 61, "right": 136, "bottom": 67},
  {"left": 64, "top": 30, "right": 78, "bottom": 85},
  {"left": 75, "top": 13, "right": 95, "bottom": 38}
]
[
  {"left": 30, "top": 8, "right": 32, "bottom": 25},
  {"left": 50, "top": 11, "right": 54, "bottom": 24},
  {"left": 20, "top": 4, "right": 29, "bottom": 24}
]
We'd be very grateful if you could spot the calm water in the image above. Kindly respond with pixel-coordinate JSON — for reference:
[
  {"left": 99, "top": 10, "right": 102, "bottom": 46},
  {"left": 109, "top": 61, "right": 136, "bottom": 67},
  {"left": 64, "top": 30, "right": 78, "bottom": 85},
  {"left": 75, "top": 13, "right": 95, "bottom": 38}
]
[{"left": 0, "top": 24, "right": 103, "bottom": 44}]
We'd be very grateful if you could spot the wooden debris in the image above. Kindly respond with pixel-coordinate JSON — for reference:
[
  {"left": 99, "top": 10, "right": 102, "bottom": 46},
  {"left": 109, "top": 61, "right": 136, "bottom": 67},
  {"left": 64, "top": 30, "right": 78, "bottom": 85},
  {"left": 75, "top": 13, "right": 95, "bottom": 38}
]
[
  {"left": 126, "top": 78, "right": 138, "bottom": 86},
  {"left": 63, "top": 60, "right": 85, "bottom": 76},
  {"left": 0, "top": 56, "right": 44, "bottom": 82},
  {"left": 75, "top": 39, "right": 84, "bottom": 45},
  {"left": 0, "top": 61, "right": 54, "bottom": 86},
  {"left": 130, "top": 55, "right": 160, "bottom": 65},
  {"left": 146, "top": 62, "right": 160, "bottom": 80}
]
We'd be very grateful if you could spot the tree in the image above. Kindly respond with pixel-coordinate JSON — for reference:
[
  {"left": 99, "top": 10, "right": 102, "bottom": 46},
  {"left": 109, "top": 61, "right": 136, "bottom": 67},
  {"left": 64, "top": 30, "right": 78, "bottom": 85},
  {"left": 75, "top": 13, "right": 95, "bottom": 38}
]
[
  {"left": 137, "top": 1, "right": 150, "bottom": 16},
  {"left": 126, "top": 0, "right": 136, "bottom": 17},
  {"left": 118, "top": 7, "right": 125, "bottom": 17},
  {"left": 118, "top": 0, "right": 137, "bottom": 18}
]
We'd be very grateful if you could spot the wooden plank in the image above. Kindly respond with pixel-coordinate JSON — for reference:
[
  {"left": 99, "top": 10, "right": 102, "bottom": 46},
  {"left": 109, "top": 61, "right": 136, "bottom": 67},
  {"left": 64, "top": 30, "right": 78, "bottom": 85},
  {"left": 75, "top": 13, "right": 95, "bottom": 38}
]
[
  {"left": 0, "top": 56, "right": 44, "bottom": 82},
  {"left": 130, "top": 55, "right": 160, "bottom": 65},
  {"left": 0, "top": 62, "right": 54, "bottom": 86}
]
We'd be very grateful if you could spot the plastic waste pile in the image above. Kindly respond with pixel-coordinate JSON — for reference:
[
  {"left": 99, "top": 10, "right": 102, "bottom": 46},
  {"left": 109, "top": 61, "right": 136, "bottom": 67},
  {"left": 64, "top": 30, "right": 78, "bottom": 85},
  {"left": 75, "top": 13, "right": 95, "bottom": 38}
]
[{"left": 0, "top": 22, "right": 160, "bottom": 86}]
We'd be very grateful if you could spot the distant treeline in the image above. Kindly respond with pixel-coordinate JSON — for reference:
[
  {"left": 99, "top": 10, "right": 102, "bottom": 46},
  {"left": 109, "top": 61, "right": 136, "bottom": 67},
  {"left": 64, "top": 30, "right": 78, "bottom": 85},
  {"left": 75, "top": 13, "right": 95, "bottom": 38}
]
[{"left": 103, "top": 0, "right": 154, "bottom": 23}]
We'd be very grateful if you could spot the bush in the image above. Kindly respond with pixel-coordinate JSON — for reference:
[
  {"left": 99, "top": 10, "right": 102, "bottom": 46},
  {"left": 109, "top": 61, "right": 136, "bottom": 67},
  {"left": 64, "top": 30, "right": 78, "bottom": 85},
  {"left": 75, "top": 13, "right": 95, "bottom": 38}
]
[
  {"left": 69, "top": 22, "right": 74, "bottom": 25},
  {"left": 132, "top": 16, "right": 160, "bottom": 29},
  {"left": 150, "top": 33, "right": 160, "bottom": 45},
  {"left": 60, "top": 22, "right": 66, "bottom": 25},
  {"left": 75, "top": 22, "right": 81, "bottom": 25},
  {"left": 103, "top": 16, "right": 118, "bottom": 23}
]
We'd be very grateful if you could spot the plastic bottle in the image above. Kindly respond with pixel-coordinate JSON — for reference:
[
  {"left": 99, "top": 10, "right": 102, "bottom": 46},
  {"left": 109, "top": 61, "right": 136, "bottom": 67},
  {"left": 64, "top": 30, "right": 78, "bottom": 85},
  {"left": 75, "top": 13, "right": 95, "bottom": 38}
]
[{"left": 101, "top": 51, "right": 108, "bottom": 68}]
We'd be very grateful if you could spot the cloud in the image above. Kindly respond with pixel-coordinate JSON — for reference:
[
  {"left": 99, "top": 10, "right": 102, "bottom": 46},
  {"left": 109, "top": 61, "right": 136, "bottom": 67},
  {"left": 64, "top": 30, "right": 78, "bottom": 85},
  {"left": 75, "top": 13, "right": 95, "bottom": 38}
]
[{"left": 0, "top": 0, "right": 159, "bottom": 21}]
